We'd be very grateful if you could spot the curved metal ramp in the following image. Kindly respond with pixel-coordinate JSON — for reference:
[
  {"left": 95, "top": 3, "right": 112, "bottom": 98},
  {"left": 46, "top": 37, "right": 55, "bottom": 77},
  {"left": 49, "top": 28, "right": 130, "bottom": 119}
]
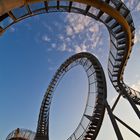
[
  {"left": 0, "top": 0, "right": 139, "bottom": 105},
  {"left": 2, "top": 0, "right": 140, "bottom": 140},
  {"left": 35, "top": 52, "right": 107, "bottom": 140}
]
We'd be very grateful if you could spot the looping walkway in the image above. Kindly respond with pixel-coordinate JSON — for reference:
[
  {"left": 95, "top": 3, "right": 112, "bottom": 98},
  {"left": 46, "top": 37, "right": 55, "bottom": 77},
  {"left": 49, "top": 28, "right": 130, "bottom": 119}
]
[
  {"left": 2, "top": 0, "right": 140, "bottom": 140},
  {"left": 0, "top": 0, "right": 139, "bottom": 104},
  {"left": 35, "top": 52, "right": 107, "bottom": 140}
]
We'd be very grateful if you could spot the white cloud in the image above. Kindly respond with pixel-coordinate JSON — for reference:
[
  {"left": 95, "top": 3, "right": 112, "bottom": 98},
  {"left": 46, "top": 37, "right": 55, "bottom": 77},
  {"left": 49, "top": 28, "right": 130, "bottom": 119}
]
[
  {"left": 42, "top": 21, "right": 53, "bottom": 33},
  {"left": 59, "top": 34, "right": 64, "bottom": 40},
  {"left": 51, "top": 42, "right": 72, "bottom": 53},
  {"left": 9, "top": 27, "right": 16, "bottom": 33},
  {"left": 75, "top": 46, "right": 83, "bottom": 53},
  {"left": 131, "top": 80, "right": 140, "bottom": 91},
  {"left": 65, "top": 37, "right": 71, "bottom": 42},
  {"left": 136, "top": 3, "right": 140, "bottom": 11},
  {"left": 42, "top": 35, "right": 50, "bottom": 42},
  {"left": 134, "top": 28, "right": 140, "bottom": 44},
  {"left": 40, "top": 13, "right": 106, "bottom": 54},
  {"left": 48, "top": 66, "right": 56, "bottom": 71},
  {"left": 66, "top": 26, "right": 73, "bottom": 36},
  {"left": 122, "top": 0, "right": 140, "bottom": 11},
  {"left": 51, "top": 43, "right": 56, "bottom": 48},
  {"left": 89, "top": 23, "right": 99, "bottom": 33},
  {"left": 65, "top": 13, "right": 104, "bottom": 52},
  {"left": 58, "top": 43, "right": 67, "bottom": 51},
  {"left": 66, "top": 14, "right": 92, "bottom": 35},
  {"left": 74, "top": 44, "right": 88, "bottom": 53}
]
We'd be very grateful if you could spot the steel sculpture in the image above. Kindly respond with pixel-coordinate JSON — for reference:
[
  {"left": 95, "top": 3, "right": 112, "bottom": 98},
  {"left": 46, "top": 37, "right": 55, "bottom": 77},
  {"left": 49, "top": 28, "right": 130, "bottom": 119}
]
[
  {"left": 0, "top": 0, "right": 139, "bottom": 105},
  {"left": 6, "top": 52, "right": 107, "bottom": 140},
  {"left": 35, "top": 52, "right": 107, "bottom": 140},
  {"left": 2, "top": 0, "right": 140, "bottom": 140},
  {"left": 6, "top": 128, "right": 35, "bottom": 140}
]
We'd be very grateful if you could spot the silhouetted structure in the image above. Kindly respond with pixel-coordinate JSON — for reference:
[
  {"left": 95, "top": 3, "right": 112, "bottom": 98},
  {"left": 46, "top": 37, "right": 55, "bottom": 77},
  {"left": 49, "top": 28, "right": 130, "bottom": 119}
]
[
  {"left": 2, "top": 0, "right": 139, "bottom": 140},
  {"left": 6, "top": 128, "right": 35, "bottom": 140},
  {"left": 35, "top": 52, "right": 107, "bottom": 140}
]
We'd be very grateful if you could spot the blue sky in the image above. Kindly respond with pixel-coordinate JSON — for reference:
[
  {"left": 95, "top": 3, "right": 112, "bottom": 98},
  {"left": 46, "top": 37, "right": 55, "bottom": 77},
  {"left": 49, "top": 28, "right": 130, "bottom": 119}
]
[{"left": 0, "top": 1, "right": 140, "bottom": 140}]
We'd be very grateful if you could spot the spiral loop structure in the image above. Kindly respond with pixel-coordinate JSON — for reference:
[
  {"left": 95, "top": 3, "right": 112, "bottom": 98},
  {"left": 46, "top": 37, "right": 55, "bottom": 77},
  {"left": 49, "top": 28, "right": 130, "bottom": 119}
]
[
  {"left": 3, "top": 0, "right": 140, "bottom": 140},
  {"left": 35, "top": 52, "right": 107, "bottom": 140},
  {"left": 0, "top": 0, "right": 139, "bottom": 104}
]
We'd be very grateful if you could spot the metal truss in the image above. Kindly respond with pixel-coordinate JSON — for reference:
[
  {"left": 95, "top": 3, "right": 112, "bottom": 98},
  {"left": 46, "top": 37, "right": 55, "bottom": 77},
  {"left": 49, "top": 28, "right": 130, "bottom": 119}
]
[
  {"left": 35, "top": 52, "right": 107, "bottom": 140},
  {"left": 6, "top": 128, "right": 35, "bottom": 140},
  {"left": 0, "top": 0, "right": 139, "bottom": 105},
  {"left": 2, "top": 0, "right": 140, "bottom": 140}
]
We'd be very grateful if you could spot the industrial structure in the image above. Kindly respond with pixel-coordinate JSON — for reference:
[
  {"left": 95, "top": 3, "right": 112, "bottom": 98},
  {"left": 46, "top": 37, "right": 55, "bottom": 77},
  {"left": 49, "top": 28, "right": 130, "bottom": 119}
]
[
  {"left": 6, "top": 128, "right": 35, "bottom": 140},
  {"left": 35, "top": 52, "right": 107, "bottom": 140},
  {"left": 0, "top": 0, "right": 139, "bottom": 139}
]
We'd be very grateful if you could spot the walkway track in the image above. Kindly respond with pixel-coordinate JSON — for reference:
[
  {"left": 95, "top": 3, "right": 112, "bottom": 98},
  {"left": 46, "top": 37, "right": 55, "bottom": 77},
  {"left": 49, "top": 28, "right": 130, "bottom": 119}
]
[
  {"left": 35, "top": 52, "right": 107, "bottom": 140},
  {"left": 0, "top": 0, "right": 139, "bottom": 105},
  {"left": 0, "top": 0, "right": 140, "bottom": 139}
]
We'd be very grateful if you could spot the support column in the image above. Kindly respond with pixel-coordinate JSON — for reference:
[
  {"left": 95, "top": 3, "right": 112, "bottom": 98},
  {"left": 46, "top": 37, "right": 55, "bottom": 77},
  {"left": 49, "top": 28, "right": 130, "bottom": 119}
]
[{"left": 104, "top": 100, "right": 123, "bottom": 140}]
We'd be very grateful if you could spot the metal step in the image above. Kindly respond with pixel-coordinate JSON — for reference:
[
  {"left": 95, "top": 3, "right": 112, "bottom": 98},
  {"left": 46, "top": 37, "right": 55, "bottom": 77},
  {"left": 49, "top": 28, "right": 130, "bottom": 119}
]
[
  {"left": 84, "top": 5, "right": 91, "bottom": 15},
  {"left": 97, "top": 10, "right": 104, "bottom": 19},
  {"left": 111, "top": 22, "right": 119, "bottom": 29},
  {"left": 105, "top": 16, "right": 112, "bottom": 23}
]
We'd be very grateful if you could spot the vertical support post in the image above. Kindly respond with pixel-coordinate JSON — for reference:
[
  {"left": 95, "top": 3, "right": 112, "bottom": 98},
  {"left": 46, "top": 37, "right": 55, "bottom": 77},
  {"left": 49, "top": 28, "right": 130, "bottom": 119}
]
[
  {"left": 123, "top": 91, "right": 140, "bottom": 119},
  {"left": 68, "top": 1, "right": 72, "bottom": 12},
  {"left": 8, "top": 11, "right": 17, "bottom": 21},
  {"left": 114, "top": 115, "right": 140, "bottom": 137},
  {"left": 57, "top": 1, "right": 60, "bottom": 10},
  {"left": 104, "top": 100, "right": 123, "bottom": 140},
  {"left": 44, "top": 1, "right": 48, "bottom": 12},
  {"left": 111, "top": 93, "right": 121, "bottom": 111}
]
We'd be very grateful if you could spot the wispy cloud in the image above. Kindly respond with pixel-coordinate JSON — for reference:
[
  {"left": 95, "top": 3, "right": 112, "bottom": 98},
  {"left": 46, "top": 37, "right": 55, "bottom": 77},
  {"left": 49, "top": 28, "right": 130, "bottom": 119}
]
[
  {"left": 57, "top": 43, "right": 72, "bottom": 52},
  {"left": 64, "top": 13, "right": 104, "bottom": 53},
  {"left": 74, "top": 44, "right": 87, "bottom": 53},
  {"left": 136, "top": 2, "right": 140, "bottom": 11},
  {"left": 36, "top": 9, "right": 110, "bottom": 59},
  {"left": 66, "top": 26, "right": 73, "bottom": 36},
  {"left": 42, "top": 35, "right": 50, "bottom": 42},
  {"left": 66, "top": 14, "right": 97, "bottom": 35},
  {"left": 134, "top": 27, "right": 140, "bottom": 44},
  {"left": 9, "top": 27, "right": 16, "bottom": 33},
  {"left": 39, "top": 13, "right": 105, "bottom": 55},
  {"left": 131, "top": 80, "right": 140, "bottom": 91},
  {"left": 122, "top": 0, "right": 140, "bottom": 11},
  {"left": 42, "top": 21, "right": 53, "bottom": 33}
]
